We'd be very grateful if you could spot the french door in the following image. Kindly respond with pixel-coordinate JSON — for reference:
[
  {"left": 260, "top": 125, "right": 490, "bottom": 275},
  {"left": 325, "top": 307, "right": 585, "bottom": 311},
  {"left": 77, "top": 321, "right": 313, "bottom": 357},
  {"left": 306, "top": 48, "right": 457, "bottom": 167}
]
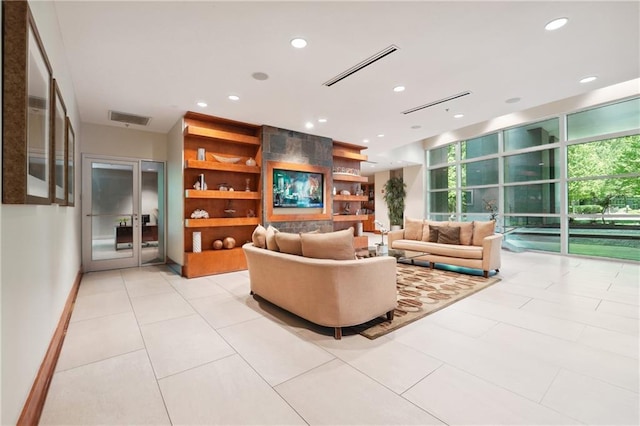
[{"left": 82, "top": 156, "right": 166, "bottom": 272}]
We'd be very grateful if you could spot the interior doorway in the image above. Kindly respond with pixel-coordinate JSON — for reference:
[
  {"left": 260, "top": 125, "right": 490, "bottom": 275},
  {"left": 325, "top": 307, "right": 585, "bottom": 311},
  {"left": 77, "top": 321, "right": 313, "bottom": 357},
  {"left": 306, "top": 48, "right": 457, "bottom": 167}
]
[{"left": 82, "top": 155, "right": 166, "bottom": 272}]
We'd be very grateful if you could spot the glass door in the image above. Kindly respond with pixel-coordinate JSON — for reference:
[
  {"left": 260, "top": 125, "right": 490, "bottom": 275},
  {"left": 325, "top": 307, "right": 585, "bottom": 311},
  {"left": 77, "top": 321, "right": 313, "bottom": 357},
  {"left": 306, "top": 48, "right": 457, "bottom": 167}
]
[
  {"left": 82, "top": 157, "right": 140, "bottom": 271},
  {"left": 140, "top": 160, "right": 166, "bottom": 265}
]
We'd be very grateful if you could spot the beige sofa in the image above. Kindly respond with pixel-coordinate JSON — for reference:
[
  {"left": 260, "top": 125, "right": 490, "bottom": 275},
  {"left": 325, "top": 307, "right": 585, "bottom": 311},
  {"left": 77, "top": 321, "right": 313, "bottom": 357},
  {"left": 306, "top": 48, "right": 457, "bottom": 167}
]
[
  {"left": 242, "top": 241, "right": 397, "bottom": 339},
  {"left": 388, "top": 218, "right": 503, "bottom": 278}
]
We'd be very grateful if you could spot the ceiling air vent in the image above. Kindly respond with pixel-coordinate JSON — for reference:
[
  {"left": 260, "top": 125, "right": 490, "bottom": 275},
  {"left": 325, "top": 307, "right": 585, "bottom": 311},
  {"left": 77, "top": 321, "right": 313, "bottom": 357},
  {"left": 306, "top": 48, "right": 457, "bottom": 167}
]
[
  {"left": 401, "top": 91, "right": 472, "bottom": 115},
  {"left": 323, "top": 45, "right": 399, "bottom": 87},
  {"left": 109, "top": 110, "right": 151, "bottom": 126}
]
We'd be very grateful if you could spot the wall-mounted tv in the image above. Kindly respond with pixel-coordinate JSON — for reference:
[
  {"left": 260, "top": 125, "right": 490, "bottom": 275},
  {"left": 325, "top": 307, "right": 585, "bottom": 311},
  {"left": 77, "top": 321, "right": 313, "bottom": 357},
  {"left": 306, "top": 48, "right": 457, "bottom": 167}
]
[{"left": 273, "top": 168, "right": 324, "bottom": 208}]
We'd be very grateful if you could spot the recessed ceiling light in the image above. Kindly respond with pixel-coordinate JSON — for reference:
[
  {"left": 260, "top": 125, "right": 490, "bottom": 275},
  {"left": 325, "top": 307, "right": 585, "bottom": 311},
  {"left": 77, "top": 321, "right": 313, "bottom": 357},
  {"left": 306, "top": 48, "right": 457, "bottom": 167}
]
[
  {"left": 196, "top": 101, "right": 207, "bottom": 108},
  {"left": 377, "top": 134, "right": 384, "bottom": 138},
  {"left": 252, "top": 72, "right": 269, "bottom": 81},
  {"left": 411, "top": 125, "right": 421, "bottom": 129},
  {"left": 291, "top": 38, "right": 307, "bottom": 48},
  {"left": 579, "top": 76, "right": 597, "bottom": 84},
  {"left": 305, "top": 122, "right": 314, "bottom": 129},
  {"left": 505, "top": 97, "right": 521, "bottom": 104},
  {"left": 228, "top": 95, "right": 240, "bottom": 101},
  {"left": 453, "top": 113, "right": 464, "bottom": 119},
  {"left": 318, "top": 118, "right": 327, "bottom": 123},
  {"left": 545, "top": 17, "right": 568, "bottom": 31},
  {"left": 393, "top": 85, "right": 405, "bottom": 92},
  {"left": 363, "top": 139, "right": 370, "bottom": 143}
]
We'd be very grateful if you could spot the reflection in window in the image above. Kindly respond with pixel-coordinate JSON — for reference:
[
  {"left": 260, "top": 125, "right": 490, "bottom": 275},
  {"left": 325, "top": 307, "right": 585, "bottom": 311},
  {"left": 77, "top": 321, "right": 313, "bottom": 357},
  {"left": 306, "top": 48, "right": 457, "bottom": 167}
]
[
  {"left": 462, "top": 187, "right": 498, "bottom": 214},
  {"left": 430, "top": 166, "right": 455, "bottom": 190},
  {"left": 461, "top": 133, "right": 499, "bottom": 159},
  {"left": 504, "top": 183, "right": 560, "bottom": 214},
  {"left": 504, "top": 149, "right": 560, "bottom": 183},
  {"left": 504, "top": 118, "right": 559, "bottom": 151},
  {"left": 429, "top": 190, "right": 456, "bottom": 213},
  {"left": 503, "top": 216, "right": 561, "bottom": 253},
  {"left": 428, "top": 144, "right": 455, "bottom": 165},
  {"left": 461, "top": 159, "right": 498, "bottom": 186},
  {"left": 568, "top": 98, "right": 640, "bottom": 140}
]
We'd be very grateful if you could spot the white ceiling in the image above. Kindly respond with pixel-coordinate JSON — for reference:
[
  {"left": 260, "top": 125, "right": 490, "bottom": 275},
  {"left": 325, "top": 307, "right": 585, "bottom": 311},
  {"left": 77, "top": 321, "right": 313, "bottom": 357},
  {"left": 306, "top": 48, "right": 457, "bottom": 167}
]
[{"left": 53, "top": 1, "right": 639, "bottom": 171}]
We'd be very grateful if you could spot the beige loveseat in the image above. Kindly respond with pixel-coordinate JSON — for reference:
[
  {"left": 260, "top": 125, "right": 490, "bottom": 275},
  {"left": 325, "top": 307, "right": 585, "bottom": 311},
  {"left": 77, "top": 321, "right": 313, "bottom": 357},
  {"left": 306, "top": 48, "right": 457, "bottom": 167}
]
[
  {"left": 242, "top": 227, "right": 397, "bottom": 339},
  {"left": 388, "top": 218, "right": 502, "bottom": 278}
]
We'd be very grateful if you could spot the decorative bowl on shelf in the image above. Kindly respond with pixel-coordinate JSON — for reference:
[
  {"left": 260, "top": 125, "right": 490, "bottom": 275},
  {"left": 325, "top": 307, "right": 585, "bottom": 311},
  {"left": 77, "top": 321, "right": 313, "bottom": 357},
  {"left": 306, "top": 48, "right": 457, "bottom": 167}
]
[{"left": 211, "top": 154, "right": 241, "bottom": 164}]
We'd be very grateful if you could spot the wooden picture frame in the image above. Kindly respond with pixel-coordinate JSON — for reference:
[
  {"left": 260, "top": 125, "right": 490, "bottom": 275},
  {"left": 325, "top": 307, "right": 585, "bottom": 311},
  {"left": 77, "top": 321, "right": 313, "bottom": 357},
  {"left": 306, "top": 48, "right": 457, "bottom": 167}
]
[
  {"left": 52, "top": 79, "right": 67, "bottom": 205},
  {"left": 65, "top": 119, "right": 75, "bottom": 206},
  {"left": 2, "top": 1, "right": 53, "bottom": 204}
]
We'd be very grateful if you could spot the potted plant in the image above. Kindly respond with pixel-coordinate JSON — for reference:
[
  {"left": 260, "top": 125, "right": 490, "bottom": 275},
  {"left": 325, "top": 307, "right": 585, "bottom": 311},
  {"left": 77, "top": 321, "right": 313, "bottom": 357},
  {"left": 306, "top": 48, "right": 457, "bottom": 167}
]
[{"left": 383, "top": 176, "right": 406, "bottom": 230}]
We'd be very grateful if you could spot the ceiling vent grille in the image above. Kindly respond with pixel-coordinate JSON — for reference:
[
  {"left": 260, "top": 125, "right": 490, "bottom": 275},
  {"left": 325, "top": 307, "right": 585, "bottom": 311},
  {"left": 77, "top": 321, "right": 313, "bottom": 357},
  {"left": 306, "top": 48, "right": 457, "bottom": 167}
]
[
  {"left": 323, "top": 45, "right": 399, "bottom": 87},
  {"left": 109, "top": 110, "right": 151, "bottom": 126},
  {"left": 401, "top": 91, "right": 472, "bottom": 115}
]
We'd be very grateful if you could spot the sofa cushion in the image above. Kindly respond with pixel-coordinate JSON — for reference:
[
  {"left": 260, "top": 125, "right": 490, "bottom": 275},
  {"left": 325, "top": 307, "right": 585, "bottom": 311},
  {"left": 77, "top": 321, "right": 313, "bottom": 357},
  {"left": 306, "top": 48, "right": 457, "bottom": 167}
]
[
  {"left": 428, "top": 226, "right": 441, "bottom": 242},
  {"left": 472, "top": 220, "right": 496, "bottom": 246},
  {"left": 449, "top": 221, "right": 473, "bottom": 245},
  {"left": 275, "top": 232, "right": 303, "bottom": 255},
  {"left": 301, "top": 227, "right": 354, "bottom": 260},
  {"left": 437, "top": 226, "right": 461, "bottom": 245},
  {"left": 391, "top": 239, "right": 483, "bottom": 260},
  {"left": 404, "top": 217, "right": 423, "bottom": 241},
  {"left": 265, "top": 225, "right": 279, "bottom": 251},
  {"left": 252, "top": 225, "right": 267, "bottom": 248},
  {"left": 422, "top": 220, "right": 448, "bottom": 242}
]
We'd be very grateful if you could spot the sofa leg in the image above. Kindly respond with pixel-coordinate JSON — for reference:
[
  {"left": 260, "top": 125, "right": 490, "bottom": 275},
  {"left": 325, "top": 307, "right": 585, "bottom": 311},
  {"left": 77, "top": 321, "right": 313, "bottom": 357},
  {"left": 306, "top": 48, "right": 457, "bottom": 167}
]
[
  {"left": 386, "top": 310, "right": 395, "bottom": 321},
  {"left": 250, "top": 290, "right": 254, "bottom": 295},
  {"left": 483, "top": 271, "right": 489, "bottom": 278},
  {"left": 495, "top": 269, "right": 500, "bottom": 273},
  {"left": 429, "top": 263, "right": 435, "bottom": 270},
  {"left": 334, "top": 327, "right": 342, "bottom": 340}
]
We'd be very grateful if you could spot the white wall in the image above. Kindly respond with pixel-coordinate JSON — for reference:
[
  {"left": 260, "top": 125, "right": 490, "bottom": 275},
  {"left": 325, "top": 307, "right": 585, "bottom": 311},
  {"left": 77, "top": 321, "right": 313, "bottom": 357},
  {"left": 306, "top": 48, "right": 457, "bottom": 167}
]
[
  {"left": 403, "top": 165, "right": 424, "bottom": 220},
  {"left": 166, "top": 119, "right": 184, "bottom": 265},
  {"left": 1, "top": 2, "right": 81, "bottom": 423},
  {"left": 81, "top": 122, "right": 167, "bottom": 160},
  {"left": 373, "top": 170, "right": 391, "bottom": 230}
]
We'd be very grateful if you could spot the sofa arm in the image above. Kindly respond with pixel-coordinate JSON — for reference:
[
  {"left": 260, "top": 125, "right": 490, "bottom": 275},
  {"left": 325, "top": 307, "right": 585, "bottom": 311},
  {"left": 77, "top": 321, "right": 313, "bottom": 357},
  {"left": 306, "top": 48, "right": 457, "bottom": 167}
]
[
  {"left": 482, "top": 233, "right": 503, "bottom": 273},
  {"left": 387, "top": 229, "right": 405, "bottom": 247}
]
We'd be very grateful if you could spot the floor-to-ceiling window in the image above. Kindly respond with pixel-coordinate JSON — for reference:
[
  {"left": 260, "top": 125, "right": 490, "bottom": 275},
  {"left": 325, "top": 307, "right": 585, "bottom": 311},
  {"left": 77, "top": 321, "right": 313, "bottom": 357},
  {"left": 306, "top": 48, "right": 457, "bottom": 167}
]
[{"left": 426, "top": 97, "right": 640, "bottom": 261}]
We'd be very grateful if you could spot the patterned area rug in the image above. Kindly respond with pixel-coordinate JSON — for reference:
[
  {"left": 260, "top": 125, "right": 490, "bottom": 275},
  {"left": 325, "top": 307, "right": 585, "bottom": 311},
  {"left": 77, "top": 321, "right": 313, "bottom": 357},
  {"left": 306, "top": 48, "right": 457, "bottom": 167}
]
[{"left": 357, "top": 263, "right": 500, "bottom": 339}]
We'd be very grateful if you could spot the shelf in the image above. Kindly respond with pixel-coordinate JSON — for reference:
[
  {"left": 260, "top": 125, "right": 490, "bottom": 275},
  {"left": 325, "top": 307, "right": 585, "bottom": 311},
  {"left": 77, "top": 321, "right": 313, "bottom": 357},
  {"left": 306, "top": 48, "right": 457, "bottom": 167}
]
[
  {"left": 184, "top": 125, "right": 260, "bottom": 146},
  {"left": 332, "top": 148, "right": 368, "bottom": 161},
  {"left": 185, "top": 217, "right": 260, "bottom": 228},
  {"left": 185, "top": 190, "right": 261, "bottom": 200},
  {"left": 332, "top": 173, "right": 368, "bottom": 183},
  {"left": 333, "top": 194, "right": 368, "bottom": 202},
  {"left": 185, "top": 159, "right": 261, "bottom": 174},
  {"left": 332, "top": 214, "right": 369, "bottom": 222}
]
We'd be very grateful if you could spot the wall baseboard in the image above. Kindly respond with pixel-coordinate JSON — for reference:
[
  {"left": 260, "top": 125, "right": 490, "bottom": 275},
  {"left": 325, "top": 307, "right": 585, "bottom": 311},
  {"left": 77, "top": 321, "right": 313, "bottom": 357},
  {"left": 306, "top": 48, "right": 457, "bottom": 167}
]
[{"left": 17, "top": 270, "right": 82, "bottom": 426}]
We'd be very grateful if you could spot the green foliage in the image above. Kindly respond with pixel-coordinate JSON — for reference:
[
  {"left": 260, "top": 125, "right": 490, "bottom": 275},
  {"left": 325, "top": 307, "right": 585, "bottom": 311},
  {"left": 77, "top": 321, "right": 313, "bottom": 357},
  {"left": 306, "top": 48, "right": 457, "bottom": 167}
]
[
  {"left": 572, "top": 205, "right": 604, "bottom": 214},
  {"left": 383, "top": 177, "right": 407, "bottom": 226}
]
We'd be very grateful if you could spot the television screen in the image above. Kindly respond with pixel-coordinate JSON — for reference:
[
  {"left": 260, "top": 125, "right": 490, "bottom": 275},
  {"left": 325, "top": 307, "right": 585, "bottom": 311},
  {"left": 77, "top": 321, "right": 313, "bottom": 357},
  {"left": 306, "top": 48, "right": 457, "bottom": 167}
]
[{"left": 273, "top": 168, "right": 324, "bottom": 208}]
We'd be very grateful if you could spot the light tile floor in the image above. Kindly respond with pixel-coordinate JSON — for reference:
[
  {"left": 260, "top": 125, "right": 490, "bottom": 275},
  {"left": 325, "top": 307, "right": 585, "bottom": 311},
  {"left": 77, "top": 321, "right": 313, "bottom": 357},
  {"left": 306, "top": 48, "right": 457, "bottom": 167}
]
[{"left": 41, "top": 248, "right": 639, "bottom": 425}]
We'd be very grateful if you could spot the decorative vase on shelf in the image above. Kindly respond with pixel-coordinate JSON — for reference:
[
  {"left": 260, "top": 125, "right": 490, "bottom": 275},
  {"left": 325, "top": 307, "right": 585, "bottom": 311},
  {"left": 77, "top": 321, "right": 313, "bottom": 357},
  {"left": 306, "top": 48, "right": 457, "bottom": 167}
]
[
  {"left": 223, "top": 237, "right": 236, "bottom": 249},
  {"left": 192, "top": 232, "right": 202, "bottom": 253},
  {"left": 245, "top": 157, "right": 256, "bottom": 166}
]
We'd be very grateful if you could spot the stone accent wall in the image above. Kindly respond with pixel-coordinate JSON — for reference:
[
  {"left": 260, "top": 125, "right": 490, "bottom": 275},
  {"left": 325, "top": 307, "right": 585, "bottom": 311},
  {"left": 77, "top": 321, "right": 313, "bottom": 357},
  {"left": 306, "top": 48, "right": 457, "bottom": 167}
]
[{"left": 261, "top": 125, "right": 333, "bottom": 232}]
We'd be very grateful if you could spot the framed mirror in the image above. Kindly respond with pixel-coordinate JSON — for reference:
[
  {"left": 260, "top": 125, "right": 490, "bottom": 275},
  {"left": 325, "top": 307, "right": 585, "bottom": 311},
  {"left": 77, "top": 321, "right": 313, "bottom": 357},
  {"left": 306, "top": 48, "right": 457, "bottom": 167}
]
[
  {"left": 66, "top": 119, "right": 75, "bottom": 206},
  {"left": 2, "top": 1, "right": 53, "bottom": 204},
  {"left": 52, "top": 79, "right": 67, "bottom": 205}
]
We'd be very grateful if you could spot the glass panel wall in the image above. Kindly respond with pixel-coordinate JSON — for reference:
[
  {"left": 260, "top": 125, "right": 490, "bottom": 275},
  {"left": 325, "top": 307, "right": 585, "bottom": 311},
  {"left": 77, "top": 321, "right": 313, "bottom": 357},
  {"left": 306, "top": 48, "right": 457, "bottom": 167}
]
[
  {"left": 504, "top": 118, "right": 559, "bottom": 151},
  {"left": 426, "top": 97, "right": 639, "bottom": 260}
]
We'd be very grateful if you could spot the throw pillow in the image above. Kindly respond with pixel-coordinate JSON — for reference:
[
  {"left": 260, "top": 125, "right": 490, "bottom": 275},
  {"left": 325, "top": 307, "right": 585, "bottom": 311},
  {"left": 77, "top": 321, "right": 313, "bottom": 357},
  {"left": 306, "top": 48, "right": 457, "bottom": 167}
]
[
  {"left": 472, "top": 220, "right": 496, "bottom": 246},
  {"left": 422, "top": 220, "right": 447, "bottom": 242},
  {"left": 274, "top": 232, "right": 303, "bottom": 255},
  {"left": 428, "top": 225, "right": 441, "bottom": 242},
  {"left": 404, "top": 217, "right": 423, "bottom": 240},
  {"left": 449, "top": 221, "right": 473, "bottom": 245},
  {"left": 437, "top": 226, "right": 461, "bottom": 245},
  {"left": 265, "top": 225, "right": 279, "bottom": 251},
  {"left": 251, "top": 224, "right": 267, "bottom": 248},
  {"left": 301, "top": 227, "right": 354, "bottom": 260}
]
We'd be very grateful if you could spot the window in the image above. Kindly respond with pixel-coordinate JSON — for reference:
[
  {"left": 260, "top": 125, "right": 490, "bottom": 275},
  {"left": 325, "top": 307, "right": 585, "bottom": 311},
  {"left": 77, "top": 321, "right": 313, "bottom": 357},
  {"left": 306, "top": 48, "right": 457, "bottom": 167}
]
[
  {"left": 461, "top": 133, "right": 498, "bottom": 160},
  {"left": 504, "top": 149, "right": 560, "bottom": 183},
  {"left": 504, "top": 118, "right": 559, "bottom": 151},
  {"left": 568, "top": 98, "right": 640, "bottom": 140},
  {"left": 461, "top": 159, "right": 498, "bottom": 186}
]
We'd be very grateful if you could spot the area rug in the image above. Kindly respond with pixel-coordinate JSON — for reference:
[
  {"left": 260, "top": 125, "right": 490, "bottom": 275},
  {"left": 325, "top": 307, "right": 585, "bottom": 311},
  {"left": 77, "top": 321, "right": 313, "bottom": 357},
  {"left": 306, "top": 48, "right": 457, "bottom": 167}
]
[{"left": 357, "top": 264, "right": 500, "bottom": 339}]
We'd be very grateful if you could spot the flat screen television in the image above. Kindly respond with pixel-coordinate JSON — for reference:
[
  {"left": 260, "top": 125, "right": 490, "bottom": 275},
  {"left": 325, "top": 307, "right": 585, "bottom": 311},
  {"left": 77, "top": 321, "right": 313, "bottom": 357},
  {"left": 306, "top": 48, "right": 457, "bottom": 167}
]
[{"left": 273, "top": 168, "right": 324, "bottom": 208}]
